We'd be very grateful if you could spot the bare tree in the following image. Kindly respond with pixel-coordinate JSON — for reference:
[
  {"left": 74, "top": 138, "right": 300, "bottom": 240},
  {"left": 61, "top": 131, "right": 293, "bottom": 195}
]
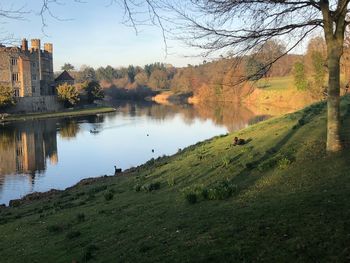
[
  {"left": 0, "top": 3, "right": 29, "bottom": 44},
  {"left": 119, "top": 0, "right": 350, "bottom": 152}
]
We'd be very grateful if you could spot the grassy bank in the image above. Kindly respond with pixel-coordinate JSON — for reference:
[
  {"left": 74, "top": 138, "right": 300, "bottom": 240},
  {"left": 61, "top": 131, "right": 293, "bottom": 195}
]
[
  {"left": 244, "top": 76, "right": 315, "bottom": 111},
  {"left": 255, "top": 76, "right": 294, "bottom": 91},
  {"left": 185, "top": 76, "right": 316, "bottom": 111},
  {"left": 0, "top": 107, "right": 117, "bottom": 123},
  {"left": 1, "top": 97, "right": 350, "bottom": 262}
]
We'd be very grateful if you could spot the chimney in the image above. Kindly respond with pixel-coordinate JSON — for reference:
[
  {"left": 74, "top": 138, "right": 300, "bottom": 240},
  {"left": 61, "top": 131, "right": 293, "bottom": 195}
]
[
  {"left": 21, "top": 38, "right": 28, "bottom": 51},
  {"left": 31, "top": 39, "right": 41, "bottom": 51},
  {"left": 44, "top": 43, "right": 53, "bottom": 54}
]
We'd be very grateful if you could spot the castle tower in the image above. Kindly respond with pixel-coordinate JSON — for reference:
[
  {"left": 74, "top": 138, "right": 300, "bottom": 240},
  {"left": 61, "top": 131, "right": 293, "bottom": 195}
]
[
  {"left": 43, "top": 43, "right": 54, "bottom": 94},
  {"left": 31, "top": 39, "right": 40, "bottom": 51},
  {"left": 44, "top": 43, "right": 53, "bottom": 54},
  {"left": 31, "top": 39, "right": 42, "bottom": 81},
  {"left": 21, "top": 39, "right": 28, "bottom": 52}
]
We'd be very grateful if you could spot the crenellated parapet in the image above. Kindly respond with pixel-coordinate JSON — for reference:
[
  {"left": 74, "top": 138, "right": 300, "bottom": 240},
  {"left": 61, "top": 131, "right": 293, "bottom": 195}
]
[{"left": 0, "top": 38, "right": 55, "bottom": 99}]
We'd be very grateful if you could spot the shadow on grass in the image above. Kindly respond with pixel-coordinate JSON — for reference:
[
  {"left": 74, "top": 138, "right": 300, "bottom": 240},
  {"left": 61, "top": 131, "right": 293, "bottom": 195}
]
[
  {"left": 340, "top": 97, "right": 350, "bottom": 149},
  {"left": 229, "top": 102, "right": 327, "bottom": 196}
]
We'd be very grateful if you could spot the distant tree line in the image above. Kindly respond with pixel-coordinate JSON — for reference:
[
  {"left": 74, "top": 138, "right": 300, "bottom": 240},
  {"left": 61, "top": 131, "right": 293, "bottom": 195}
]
[
  {"left": 64, "top": 62, "right": 174, "bottom": 91},
  {"left": 58, "top": 37, "right": 350, "bottom": 104},
  {"left": 59, "top": 62, "right": 175, "bottom": 101},
  {"left": 60, "top": 41, "right": 299, "bottom": 102}
]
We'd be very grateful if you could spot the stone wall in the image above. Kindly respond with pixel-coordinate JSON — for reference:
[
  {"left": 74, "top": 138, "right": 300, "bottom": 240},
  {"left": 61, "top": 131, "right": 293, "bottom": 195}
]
[
  {"left": 8, "top": 96, "right": 63, "bottom": 113},
  {"left": 28, "top": 51, "right": 41, "bottom": 97},
  {"left": 0, "top": 48, "right": 12, "bottom": 85},
  {"left": 19, "top": 56, "right": 33, "bottom": 97}
]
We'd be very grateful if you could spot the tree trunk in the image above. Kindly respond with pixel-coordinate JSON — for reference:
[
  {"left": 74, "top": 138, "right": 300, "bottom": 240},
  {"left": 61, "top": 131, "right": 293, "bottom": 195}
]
[{"left": 327, "top": 47, "right": 342, "bottom": 152}]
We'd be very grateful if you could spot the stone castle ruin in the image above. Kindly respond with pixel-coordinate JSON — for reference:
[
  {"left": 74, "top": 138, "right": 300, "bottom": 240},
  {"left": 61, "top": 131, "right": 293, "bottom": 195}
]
[{"left": 0, "top": 39, "right": 62, "bottom": 113}]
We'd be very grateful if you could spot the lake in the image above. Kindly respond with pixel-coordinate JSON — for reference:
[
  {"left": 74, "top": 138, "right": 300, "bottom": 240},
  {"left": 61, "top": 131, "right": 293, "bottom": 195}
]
[{"left": 0, "top": 101, "right": 276, "bottom": 205}]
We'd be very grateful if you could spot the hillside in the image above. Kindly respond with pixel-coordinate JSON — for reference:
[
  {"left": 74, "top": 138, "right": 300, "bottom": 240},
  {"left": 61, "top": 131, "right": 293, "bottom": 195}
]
[
  {"left": 1, "top": 96, "right": 350, "bottom": 262},
  {"left": 244, "top": 76, "right": 316, "bottom": 112}
]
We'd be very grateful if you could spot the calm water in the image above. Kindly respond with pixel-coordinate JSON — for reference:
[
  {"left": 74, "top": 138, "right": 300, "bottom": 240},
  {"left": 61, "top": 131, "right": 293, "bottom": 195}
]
[{"left": 0, "top": 101, "right": 273, "bottom": 205}]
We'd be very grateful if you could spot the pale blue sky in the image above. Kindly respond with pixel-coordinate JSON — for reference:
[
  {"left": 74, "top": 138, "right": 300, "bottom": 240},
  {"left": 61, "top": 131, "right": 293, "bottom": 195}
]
[{"left": 1, "top": 0, "right": 203, "bottom": 71}]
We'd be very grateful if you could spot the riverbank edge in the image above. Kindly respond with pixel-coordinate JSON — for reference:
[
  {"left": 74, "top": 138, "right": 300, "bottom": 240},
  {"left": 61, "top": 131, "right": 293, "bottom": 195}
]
[
  {"left": 5, "top": 164, "right": 142, "bottom": 207},
  {"left": 2, "top": 97, "right": 350, "bottom": 262},
  {"left": 0, "top": 106, "right": 117, "bottom": 124},
  {"left": 153, "top": 90, "right": 316, "bottom": 109},
  {"left": 0, "top": 98, "right": 325, "bottom": 208}
]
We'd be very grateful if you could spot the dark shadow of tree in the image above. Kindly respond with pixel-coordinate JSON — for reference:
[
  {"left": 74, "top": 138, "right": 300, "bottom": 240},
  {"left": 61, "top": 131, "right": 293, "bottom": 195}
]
[{"left": 228, "top": 102, "right": 327, "bottom": 196}]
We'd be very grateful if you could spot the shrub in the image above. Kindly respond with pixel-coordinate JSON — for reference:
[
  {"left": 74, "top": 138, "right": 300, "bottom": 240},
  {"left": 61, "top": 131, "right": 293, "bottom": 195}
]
[
  {"left": 78, "top": 201, "right": 86, "bottom": 206},
  {"left": 82, "top": 244, "right": 99, "bottom": 262},
  {"left": 207, "top": 181, "right": 237, "bottom": 200},
  {"left": 88, "top": 185, "right": 107, "bottom": 194},
  {"left": 151, "top": 182, "right": 161, "bottom": 191},
  {"left": 47, "top": 224, "right": 64, "bottom": 233},
  {"left": 257, "top": 158, "right": 277, "bottom": 172},
  {"left": 258, "top": 154, "right": 294, "bottom": 172},
  {"left": 86, "top": 193, "right": 95, "bottom": 202},
  {"left": 66, "top": 230, "right": 81, "bottom": 239},
  {"left": 185, "top": 193, "right": 197, "bottom": 204},
  {"left": 277, "top": 157, "right": 292, "bottom": 170},
  {"left": 56, "top": 83, "right": 80, "bottom": 107},
  {"left": 0, "top": 85, "right": 15, "bottom": 109},
  {"left": 201, "top": 188, "right": 209, "bottom": 200},
  {"left": 104, "top": 191, "right": 114, "bottom": 201},
  {"left": 298, "top": 118, "right": 306, "bottom": 126},
  {"left": 85, "top": 80, "right": 104, "bottom": 103},
  {"left": 145, "top": 158, "right": 155, "bottom": 166},
  {"left": 76, "top": 213, "right": 85, "bottom": 223},
  {"left": 182, "top": 184, "right": 207, "bottom": 203},
  {"left": 167, "top": 177, "right": 176, "bottom": 186},
  {"left": 222, "top": 156, "right": 231, "bottom": 168},
  {"left": 141, "top": 184, "right": 150, "bottom": 191},
  {"left": 76, "top": 192, "right": 86, "bottom": 197},
  {"left": 245, "top": 161, "right": 257, "bottom": 170},
  {"left": 134, "top": 184, "right": 141, "bottom": 192},
  {"left": 141, "top": 182, "right": 161, "bottom": 192},
  {"left": 266, "top": 147, "right": 277, "bottom": 154},
  {"left": 294, "top": 62, "right": 309, "bottom": 91}
]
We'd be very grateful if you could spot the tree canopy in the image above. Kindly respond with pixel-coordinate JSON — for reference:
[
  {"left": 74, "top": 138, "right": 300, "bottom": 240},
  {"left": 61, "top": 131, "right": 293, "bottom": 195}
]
[
  {"left": 0, "top": 86, "right": 15, "bottom": 109},
  {"left": 61, "top": 63, "right": 75, "bottom": 71},
  {"left": 85, "top": 81, "right": 104, "bottom": 103},
  {"left": 56, "top": 83, "right": 80, "bottom": 107}
]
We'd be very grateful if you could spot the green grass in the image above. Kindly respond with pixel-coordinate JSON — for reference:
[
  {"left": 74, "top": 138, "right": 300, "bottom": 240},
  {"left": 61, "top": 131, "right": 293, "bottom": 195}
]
[
  {"left": 255, "top": 76, "right": 293, "bottom": 91},
  {"left": 256, "top": 74, "right": 348, "bottom": 92},
  {"left": 1, "top": 97, "right": 350, "bottom": 262},
  {"left": 0, "top": 107, "right": 116, "bottom": 123}
]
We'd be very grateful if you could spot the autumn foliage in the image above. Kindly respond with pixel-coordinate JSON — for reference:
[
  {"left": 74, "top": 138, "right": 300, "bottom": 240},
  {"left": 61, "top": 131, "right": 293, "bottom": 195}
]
[{"left": 0, "top": 86, "right": 15, "bottom": 109}]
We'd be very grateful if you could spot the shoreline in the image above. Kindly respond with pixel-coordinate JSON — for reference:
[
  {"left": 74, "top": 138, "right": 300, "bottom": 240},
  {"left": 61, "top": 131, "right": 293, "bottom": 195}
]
[
  {"left": 0, "top": 106, "right": 117, "bottom": 124},
  {"left": 1, "top": 98, "right": 350, "bottom": 261},
  {"left": 4, "top": 165, "right": 140, "bottom": 207}
]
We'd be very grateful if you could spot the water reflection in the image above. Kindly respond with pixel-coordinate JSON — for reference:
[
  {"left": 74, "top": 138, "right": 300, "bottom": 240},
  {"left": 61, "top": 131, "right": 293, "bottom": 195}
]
[
  {"left": 0, "top": 120, "right": 58, "bottom": 179},
  {"left": 114, "top": 101, "right": 273, "bottom": 132},
  {"left": 59, "top": 120, "right": 80, "bottom": 139},
  {"left": 0, "top": 101, "right": 290, "bottom": 204}
]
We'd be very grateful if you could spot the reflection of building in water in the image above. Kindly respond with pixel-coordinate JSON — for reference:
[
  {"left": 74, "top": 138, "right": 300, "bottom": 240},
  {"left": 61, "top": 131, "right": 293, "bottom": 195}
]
[{"left": 0, "top": 119, "right": 58, "bottom": 180}]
